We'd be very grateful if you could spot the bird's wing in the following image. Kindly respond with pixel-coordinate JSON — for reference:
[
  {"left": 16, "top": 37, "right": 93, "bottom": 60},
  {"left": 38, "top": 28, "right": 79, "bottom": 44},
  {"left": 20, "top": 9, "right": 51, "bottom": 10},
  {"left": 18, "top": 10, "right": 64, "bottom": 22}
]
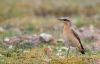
[
  {"left": 71, "top": 29, "right": 84, "bottom": 50},
  {"left": 71, "top": 29, "right": 81, "bottom": 43}
]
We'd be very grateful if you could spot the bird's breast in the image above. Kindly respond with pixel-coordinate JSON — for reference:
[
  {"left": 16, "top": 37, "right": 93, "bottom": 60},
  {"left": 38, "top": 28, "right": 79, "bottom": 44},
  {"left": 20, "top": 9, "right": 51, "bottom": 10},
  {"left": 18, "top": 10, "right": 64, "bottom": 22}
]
[{"left": 63, "top": 29, "right": 79, "bottom": 47}]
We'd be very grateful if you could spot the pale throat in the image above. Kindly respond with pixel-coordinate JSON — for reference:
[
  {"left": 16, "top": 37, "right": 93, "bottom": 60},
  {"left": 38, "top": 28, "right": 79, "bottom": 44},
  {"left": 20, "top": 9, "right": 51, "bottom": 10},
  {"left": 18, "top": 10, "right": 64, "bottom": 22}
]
[{"left": 63, "top": 22, "right": 71, "bottom": 30}]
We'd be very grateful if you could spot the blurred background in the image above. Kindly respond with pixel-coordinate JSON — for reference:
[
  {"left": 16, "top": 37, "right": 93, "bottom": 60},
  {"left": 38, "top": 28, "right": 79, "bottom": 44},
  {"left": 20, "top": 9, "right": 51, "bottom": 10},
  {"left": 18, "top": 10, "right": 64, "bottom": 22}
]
[
  {"left": 0, "top": 0, "right": 100, "bottom": 64},
  {"left": 0, "top": 0, "right": 99, "bottom": 38}
]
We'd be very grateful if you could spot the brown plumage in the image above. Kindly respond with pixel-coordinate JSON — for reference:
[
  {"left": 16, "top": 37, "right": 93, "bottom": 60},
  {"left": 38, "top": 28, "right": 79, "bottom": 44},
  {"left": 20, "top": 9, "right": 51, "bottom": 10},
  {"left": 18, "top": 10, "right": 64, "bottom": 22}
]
[
  {"left": 71, "top": 29, "right": 85, "bottom": 54},
  {"left": 58, "top": 17, "right": 85, "bottom": 54}
]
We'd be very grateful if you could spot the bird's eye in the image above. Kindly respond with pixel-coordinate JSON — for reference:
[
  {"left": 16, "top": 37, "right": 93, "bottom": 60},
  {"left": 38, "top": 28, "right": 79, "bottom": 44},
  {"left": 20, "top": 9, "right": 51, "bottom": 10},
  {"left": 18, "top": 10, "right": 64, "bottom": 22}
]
[
  {"left": 63, "top": 19, "right": 67, "bottom": 21},
  {"left": 63, "top": 19, "right": 70, "bottom": 22}
]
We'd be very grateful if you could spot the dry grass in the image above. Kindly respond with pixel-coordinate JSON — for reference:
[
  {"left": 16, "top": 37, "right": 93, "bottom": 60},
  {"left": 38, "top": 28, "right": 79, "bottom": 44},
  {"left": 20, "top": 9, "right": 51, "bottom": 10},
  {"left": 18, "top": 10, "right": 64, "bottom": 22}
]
[
  {"left": 0, "top": 0, "right": 100, "bottom": 64},
  {"left": 0, "top": 45, "right": 100, "bottom": 64}
]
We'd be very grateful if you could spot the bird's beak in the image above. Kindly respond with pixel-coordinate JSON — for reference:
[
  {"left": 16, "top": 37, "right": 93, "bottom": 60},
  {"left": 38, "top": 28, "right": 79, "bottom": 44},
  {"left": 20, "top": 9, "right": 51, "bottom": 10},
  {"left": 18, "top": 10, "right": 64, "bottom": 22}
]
[
  {"left": 57, "top": 18, "right": 64, "bottom": 21},
  {"left": 57, "top": 17, "right": 71, "bottom": 22},
  {"left": 57, "top": 18, "right": 61, "bottom": 20}
]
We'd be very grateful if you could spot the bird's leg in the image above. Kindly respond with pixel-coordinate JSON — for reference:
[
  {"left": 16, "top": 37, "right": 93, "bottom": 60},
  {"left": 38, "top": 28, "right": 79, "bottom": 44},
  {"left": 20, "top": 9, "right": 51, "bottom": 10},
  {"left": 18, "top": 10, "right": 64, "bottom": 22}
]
[
  {"left": 67, "top": 46, "right": 70, "bottom": 57},
  {"left": 75, "top": 48, "right": 78, "bottom": 57}
]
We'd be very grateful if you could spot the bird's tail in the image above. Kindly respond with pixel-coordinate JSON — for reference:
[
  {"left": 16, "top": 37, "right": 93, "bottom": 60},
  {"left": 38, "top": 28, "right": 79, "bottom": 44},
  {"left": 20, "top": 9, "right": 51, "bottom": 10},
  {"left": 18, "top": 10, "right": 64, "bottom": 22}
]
[
  {"left": 80, "top": 49, "right": 85, "bottom": 54},
  {"left": 79, "top": 46, "right": 85, "bottom": 54}
]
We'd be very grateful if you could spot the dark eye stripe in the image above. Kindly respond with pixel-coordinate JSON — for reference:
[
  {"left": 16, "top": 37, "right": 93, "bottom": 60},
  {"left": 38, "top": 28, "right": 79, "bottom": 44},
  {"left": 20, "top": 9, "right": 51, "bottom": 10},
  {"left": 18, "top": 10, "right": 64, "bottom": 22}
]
[{"left": 63, "top": 19, "right": 70, "bottom": 22}]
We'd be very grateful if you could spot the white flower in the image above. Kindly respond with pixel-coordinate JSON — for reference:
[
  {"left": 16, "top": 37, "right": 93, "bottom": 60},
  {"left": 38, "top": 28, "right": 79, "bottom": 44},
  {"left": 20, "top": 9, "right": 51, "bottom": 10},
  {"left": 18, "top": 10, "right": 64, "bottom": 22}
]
[
  {"left": 0, "top": 27, "right": 5, "bottom": 32},
  {"left": 60, "top": 47, "right": 68, "bottom": 50},
  {"left": 23, "top": 50, "right": 30, "bottom": 53},
  {"left": 44, "top": 58, "right": 51, "bottom": 62},
  {"left": 59, "top": 56, "right": 65, "bottom": 59},
  {"left": 4, "top": 38, "right": 10, "bottom": 42},
  {"left": 58, "top": 49, "right": 62, "bottom": 52},
  {"left": 0, "top": 54, "right": 3, "bottom": 57},
  {"left": 56, "top": 53, "right": 61, "bottom": 56},
  {"left": 8, "top": 45, "right": 13, "bottom": 49}
]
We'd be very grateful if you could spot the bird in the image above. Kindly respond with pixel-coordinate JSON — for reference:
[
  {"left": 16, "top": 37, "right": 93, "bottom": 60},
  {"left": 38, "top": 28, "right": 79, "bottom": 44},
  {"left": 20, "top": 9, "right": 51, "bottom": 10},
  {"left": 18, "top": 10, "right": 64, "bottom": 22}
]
[{"left": 57, "top": 17, "right": 85, "bottom": 56}]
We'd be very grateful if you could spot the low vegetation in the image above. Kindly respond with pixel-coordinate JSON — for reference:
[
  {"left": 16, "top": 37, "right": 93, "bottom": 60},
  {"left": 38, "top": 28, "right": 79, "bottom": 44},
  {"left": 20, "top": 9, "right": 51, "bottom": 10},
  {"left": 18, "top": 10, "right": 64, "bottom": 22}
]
[{"left": 0, "top": 0, "right": 100, "bottom": 64}]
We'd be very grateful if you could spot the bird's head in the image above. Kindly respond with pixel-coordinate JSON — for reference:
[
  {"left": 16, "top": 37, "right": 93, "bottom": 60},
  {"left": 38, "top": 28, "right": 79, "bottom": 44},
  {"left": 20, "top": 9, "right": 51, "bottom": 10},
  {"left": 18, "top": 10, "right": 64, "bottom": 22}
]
[{"left": 57, "top": 17, "right": 71, "bottom": 26}]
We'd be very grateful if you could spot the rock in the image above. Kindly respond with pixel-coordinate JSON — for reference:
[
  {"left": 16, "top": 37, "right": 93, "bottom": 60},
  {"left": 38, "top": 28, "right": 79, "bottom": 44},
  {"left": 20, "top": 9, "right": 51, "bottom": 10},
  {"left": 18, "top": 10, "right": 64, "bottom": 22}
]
[
  {"left": 40, "top": 33, "right": 53, "bottom": 42},
  {"left": 79, "top": 27, "right": 94, "bottom": 41},
  {"left": 0, "top": 27, "right": 5, "bottom": 33},
  {"left": 25, "top": 35, "right": 41, "bottom": 46},
  {"left": 4, "top": 38, "right": 10, "bottom": 42},
  {"left": 4, "top": 33, "right": 57, "bottom": 47},
  {"left": 92, "top": 40, "right": 100, "bottom": 51},
  {"left": 3, "top": 35, "right": 41, "bottom": 47},
  {"left": 3, "top": 36, "right": 20, "bottom": 45},
  {"left": 4, "top": 37, "right": 22, "bottom": 46},
  {"left": 40, "top": 33, "right": 57, "bottom": 45},
  {"left": 78, "top": 25, "right": 100, "bottom": 41}
]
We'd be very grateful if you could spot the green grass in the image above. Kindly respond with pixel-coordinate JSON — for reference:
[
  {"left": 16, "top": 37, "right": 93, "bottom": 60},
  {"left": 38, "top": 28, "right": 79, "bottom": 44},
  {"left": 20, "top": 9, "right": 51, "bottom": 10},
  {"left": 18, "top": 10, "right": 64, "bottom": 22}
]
[
  {"left": 0, "top": 16, "right": 99, "bottom": 64},
  {"left": 0, "top": 31, "right": 100, "bottom": 64},
  {"left": 0, "top": 42, "right": 100, "bottom": 64},
  {"left": 0, "top": 0, "right": 100, "bottom": 63},
  {"left": 0, "top": 0, "right": 100, "bottom": 20}
]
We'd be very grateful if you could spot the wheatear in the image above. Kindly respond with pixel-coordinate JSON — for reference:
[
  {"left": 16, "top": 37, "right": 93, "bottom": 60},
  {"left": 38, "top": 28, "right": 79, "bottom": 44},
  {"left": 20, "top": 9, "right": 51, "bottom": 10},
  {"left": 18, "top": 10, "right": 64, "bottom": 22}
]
[{"left": 58, "top": 17, "right": 85, "bottom": 55}]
